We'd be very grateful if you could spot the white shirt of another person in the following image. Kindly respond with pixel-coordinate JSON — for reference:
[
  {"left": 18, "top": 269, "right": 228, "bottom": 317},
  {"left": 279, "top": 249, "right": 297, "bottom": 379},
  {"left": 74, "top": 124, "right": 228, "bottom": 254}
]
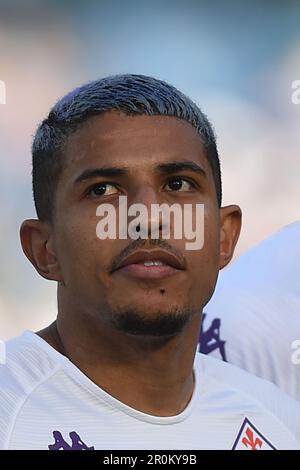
[{"left": 199, "top": 221, "right": 300, "bottom": 402}]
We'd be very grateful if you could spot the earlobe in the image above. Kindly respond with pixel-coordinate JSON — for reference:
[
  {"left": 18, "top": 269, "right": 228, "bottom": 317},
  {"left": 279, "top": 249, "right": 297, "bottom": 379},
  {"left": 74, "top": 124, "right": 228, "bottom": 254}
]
[
  {"left": 20, "top": 219, "right": 63, "bottom": 282},
  {"left": 219, "top": 205, "right": 242, "bottom": 270}
]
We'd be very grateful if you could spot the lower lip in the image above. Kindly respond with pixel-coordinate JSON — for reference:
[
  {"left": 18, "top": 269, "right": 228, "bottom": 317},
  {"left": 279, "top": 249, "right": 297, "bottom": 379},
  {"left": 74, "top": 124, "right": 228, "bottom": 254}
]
[{"left": 116, "top": 263, "right": 182, "bottom": 279}]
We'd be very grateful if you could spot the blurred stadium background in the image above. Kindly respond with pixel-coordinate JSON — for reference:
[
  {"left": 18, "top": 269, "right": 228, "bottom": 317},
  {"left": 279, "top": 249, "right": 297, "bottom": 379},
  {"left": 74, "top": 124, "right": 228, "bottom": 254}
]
[{"left": 0, "top": 0, "right": 299, "bottom": 339}]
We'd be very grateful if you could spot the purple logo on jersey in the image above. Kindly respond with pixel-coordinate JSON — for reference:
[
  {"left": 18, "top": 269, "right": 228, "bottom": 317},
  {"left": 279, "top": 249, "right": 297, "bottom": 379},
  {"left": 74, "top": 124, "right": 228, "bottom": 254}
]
[
  {"left": 48, "top": 431, "right": 95, "bottom": 450},
  {"left": 199, "top": 313, "right": 227, "bottom": 361}
]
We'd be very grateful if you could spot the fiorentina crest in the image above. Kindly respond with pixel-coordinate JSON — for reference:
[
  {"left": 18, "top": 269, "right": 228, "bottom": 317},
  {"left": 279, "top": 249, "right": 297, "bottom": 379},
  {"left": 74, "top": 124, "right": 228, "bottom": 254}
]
[{"left": 232, "top": 418, "right": 276, "bottom": 450}]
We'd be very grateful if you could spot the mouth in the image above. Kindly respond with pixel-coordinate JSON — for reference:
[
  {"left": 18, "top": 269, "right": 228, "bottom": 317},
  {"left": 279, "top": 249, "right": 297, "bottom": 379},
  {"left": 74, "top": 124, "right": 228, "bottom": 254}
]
[{"left": 111, "top": 248, "right": 186, "bottom": 280}]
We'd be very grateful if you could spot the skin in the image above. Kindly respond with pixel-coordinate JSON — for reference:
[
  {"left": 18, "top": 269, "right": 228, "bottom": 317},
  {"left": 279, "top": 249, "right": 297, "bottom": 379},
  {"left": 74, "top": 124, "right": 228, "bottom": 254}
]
[{"left": 20, "top": 111, "right": 241, "bottom": 416}]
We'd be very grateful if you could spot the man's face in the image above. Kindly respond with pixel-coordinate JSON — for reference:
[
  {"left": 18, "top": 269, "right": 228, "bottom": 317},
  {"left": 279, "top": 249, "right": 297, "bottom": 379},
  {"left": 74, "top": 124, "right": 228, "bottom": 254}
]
[{"left": 52, "top": 112, "right": 221, "bottom": 335}]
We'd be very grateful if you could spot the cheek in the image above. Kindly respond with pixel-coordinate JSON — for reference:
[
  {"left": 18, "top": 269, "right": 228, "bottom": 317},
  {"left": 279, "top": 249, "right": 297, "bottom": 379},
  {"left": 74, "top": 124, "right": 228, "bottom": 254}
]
[
  {"left": 203, "top": 203, "right": 220, "bottom": 261},
  {"left": 185, "top": 211, "right": 220, "bottom": 300},
  {"left": 55, "top": 214, "right": 110, "bottom": 285},
  {"left": 187, "top": 206, "right": 219, "bottom": 263}
]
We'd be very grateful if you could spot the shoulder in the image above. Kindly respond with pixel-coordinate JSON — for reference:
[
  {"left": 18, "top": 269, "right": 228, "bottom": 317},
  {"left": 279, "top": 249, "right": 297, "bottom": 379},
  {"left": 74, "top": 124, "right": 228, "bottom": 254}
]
[
  {"left": 0, "top": 332, "right": 61, "bottom": 449},
  {"left": 202, "top": 222, "right": 300, "bottom": 400},
  {"left": 196, "top": 353, "right": 300, "bottom": 443},
  {"left": 217, "top": 220, "right": 300, "bottom": 288}
]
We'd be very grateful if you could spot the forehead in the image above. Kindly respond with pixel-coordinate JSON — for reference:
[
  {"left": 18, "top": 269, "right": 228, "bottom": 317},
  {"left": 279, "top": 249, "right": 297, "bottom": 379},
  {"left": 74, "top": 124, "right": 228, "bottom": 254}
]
[{"left": 63, "top": 111, "right": 211, "bottom": 176}]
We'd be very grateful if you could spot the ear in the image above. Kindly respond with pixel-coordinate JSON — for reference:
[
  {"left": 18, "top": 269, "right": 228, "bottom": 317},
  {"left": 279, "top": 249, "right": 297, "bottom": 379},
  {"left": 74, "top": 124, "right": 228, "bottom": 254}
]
[
  {"left": 20, "top": 219, "right": 63, "bottom": 282},
  {"left": 219, "top": 205, "right": 242, "bottom": 270}
]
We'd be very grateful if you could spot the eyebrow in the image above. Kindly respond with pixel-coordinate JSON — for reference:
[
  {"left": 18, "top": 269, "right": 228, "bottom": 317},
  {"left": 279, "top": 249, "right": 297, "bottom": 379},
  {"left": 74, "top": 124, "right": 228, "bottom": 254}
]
[
  {"left": 157, "top": 161, "right": 207, "bottom": 177},
  {"left": 74, "top": 160, "right": 207, "bottom": 185},
  {"left": 74, "top": 167, "right": 129, "bottom": 184}
]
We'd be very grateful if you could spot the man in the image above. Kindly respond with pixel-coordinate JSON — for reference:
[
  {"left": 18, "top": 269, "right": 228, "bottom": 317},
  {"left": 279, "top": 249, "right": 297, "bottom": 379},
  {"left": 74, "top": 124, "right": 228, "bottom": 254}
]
[
  {"left": 0, "top": 74, "right": 299, "bottom": 450},
  {"left": 200, "top": 220, "right": 300, "bottom": 402}
]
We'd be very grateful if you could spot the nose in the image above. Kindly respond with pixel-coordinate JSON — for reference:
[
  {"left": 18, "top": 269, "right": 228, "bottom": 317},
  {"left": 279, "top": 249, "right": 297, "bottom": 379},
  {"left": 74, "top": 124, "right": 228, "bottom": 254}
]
[{"left": 128, "top": 186, "right": 165, "bottom": 239}]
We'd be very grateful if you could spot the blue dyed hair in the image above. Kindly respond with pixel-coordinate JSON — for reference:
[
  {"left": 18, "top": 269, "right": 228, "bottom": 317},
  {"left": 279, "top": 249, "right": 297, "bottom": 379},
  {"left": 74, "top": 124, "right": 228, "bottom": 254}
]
[{"left": 32, "top": 74, "right": 222, "bottom": 221}]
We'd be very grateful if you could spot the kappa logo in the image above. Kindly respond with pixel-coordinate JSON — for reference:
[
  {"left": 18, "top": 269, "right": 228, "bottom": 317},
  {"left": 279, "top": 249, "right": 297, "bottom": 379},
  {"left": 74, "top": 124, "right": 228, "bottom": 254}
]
[
  {"left": 199, "top": 313, "right": 227, "bottom": 361},
  {"left": 48, "top": 431, "right": 95, "bottom": 450},
  {"left": 232, "top": 418, "right": 276, "bottom": 450}
]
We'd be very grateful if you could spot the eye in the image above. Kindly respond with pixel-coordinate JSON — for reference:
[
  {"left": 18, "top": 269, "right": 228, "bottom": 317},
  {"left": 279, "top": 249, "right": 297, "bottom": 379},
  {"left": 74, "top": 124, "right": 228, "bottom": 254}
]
[
  {"left": 165, "top": 177, "right": 194, "bottom": 192},
  {"left": 88, "top": 183, "right": 119, "bottom": 197}
]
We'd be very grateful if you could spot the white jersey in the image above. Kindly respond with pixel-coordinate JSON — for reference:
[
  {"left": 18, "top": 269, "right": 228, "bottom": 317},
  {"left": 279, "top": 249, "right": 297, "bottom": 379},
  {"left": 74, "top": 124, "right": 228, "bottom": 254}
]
[
  {"left": 0, "top": 331, "right": 299, "bottom": 450},
  {"left": 200, "top": 221, "right": 300, "bottom": 401}
]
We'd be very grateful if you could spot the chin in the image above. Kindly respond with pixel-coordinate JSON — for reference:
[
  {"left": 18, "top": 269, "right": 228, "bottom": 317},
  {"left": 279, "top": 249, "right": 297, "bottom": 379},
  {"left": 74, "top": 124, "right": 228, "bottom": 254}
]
[{"left": 110, "top": 305, "right": 196, "bottom": 338}]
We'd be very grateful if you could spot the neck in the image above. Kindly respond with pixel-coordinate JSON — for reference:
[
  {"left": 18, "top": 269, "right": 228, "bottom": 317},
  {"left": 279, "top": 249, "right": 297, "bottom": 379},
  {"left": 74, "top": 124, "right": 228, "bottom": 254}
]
[{"left": 38, "top": 310, "right": 201, "bottom": 417}]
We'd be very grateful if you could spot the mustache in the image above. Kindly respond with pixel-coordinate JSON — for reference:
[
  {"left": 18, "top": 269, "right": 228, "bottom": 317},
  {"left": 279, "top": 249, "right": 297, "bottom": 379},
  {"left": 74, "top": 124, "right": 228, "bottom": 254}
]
[{"left": 109, "top": 238, "right": 186, "bottom": 273}]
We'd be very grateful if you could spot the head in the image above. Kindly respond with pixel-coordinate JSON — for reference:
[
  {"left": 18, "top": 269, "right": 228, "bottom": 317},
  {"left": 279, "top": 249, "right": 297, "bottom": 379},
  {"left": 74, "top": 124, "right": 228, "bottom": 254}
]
[{"left": 21, "top": 74, "right": 241, "bottom": 338}]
